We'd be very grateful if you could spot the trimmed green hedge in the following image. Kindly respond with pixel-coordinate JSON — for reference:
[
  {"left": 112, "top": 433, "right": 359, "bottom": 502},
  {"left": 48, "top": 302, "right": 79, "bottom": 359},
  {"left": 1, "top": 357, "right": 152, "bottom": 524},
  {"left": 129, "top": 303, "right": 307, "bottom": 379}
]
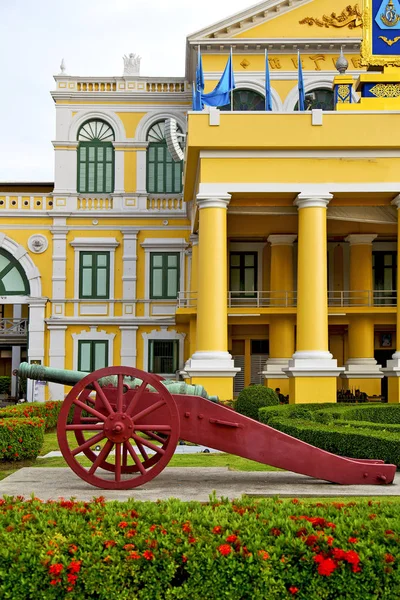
[
  {"left": 0, "top": 495, "right": 400, "bottom": 599},
  {"left": 0, "top": 417, "right": 45, "bottom": 461},
  {"left": 0, "top": 401, "right": 64, "bottom": 431},
  {"left": 235, "top": 385, "right": 279, "bottom": 421}
]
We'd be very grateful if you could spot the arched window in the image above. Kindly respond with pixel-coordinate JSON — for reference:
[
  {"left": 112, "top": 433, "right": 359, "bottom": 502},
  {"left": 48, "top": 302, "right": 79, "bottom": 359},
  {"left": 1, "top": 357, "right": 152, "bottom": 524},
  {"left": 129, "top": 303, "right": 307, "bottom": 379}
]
[
  {"left": 146, "top": 121, "right": 183, "bottom": 194},
  {"left": 77, "top": 120, "right": 115, "bottom": 193},
  {"left": 220, "top": 89, "right": 265, "bottom": 111},
  {"left": 0, "top": 250, "right": 29, "bottom": 295},
  {"left": 295, "top": 88, "right": 334, "bottom": 111}
]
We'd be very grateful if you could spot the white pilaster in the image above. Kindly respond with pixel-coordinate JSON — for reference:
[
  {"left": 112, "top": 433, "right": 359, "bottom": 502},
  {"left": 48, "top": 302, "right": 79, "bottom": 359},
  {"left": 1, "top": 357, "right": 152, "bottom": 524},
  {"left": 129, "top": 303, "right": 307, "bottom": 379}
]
[
  {"left": 121, "top": 228, "right": 139, "bottom": 317},
  {"left": 27, "top": 299, "right": 47, "bottom": 402},
  {"left": 114, "top": 148, "right": 125, "bottom": 194},
  {"left": 51, "top": 219, "right": 68, "bottom": 317},
  {"left": 120, "top": 326, "right": 138, "bottom": 367},
  {"left": 136, "top": 148, "right": 147, "bottom": 194},
  {"left": 48, "top": 325, "right": 67, "bottom": 400}
]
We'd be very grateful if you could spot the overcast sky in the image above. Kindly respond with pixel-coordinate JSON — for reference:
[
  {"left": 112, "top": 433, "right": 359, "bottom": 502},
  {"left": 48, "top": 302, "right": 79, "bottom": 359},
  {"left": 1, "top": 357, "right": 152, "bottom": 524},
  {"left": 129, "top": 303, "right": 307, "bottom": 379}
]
[{"left": 0, "top": 0, "right": 257, "bottom": 182}]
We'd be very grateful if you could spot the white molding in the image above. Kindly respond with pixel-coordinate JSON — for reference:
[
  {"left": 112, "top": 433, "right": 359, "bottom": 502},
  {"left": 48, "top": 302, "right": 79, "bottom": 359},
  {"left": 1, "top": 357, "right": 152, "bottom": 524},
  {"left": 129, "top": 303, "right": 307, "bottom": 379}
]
[
  {"left": 199, "top": 182, "right": 400, "bottom": 194},
  {"left": 295, "top": 193, "right": 333, "bottom": 209},
  {"left": 135, "top": 111, "right": 187, "bottom": 142},
  {"left": 120, "top": 325, "right": 138, "bottom": 368},
  {"left": 48, "top": 325, "right": 67, "bottom": 399},
  {"left": 345, "top": 234, "right": 378, "bottom": 246},
  {"left": 141, "top": 238, "right": 188, "bottom": 316},
  {"left": 141, "top": 327, "right": 186, "bottom": 375},
  {"left": 27, "top": 301, "right": 47, "bottom": 402},
  {"left": 72, "top": 327, "right": 115, "bottom": 370},
  {"left": 199, "top": 149, "right": 400, "bottom": 159},
  {"left": 0, "top": 233, "right": 42, "bottom": 298},
  {"left": 196, "top": 194, "right": 231, "bottom": 210},
  {"left": 121, "top": 228, "right": 138, "bottom": 317},
  {"left": 267, "top": 235, "right": 297, "bottom": 246},
  {"left": 231, "top": 80, "right": 283, "bottom": 111},
  {"left": 71, "top": 238, "right": 119, "bottom": 314},
  {"left": 68, "top": 110, "right": 126, "bottom": 142}
]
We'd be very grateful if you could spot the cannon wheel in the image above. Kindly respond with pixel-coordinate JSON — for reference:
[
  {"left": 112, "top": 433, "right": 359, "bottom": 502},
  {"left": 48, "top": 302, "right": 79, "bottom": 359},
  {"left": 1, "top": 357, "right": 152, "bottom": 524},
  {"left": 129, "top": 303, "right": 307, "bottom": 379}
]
[{"left": 57, "top": 366, "right": 179, "bottom": 490}]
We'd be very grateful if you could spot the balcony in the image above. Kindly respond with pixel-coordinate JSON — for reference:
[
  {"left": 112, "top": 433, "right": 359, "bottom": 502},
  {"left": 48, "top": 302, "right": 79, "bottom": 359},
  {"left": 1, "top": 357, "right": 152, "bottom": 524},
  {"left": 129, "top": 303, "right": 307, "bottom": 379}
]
[
  {"left": 177, "top": 290, "right": 398, "bottom": 310},
  {"left": 0, "top": 319, "right": 28, "bottom": 344}
]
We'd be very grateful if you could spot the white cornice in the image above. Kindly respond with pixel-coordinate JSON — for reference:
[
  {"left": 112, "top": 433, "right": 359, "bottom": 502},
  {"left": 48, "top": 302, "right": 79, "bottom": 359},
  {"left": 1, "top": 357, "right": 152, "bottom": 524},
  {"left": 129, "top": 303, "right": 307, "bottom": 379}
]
[{"left": 51, "top": 92, "right": 191, "bottom": 103}]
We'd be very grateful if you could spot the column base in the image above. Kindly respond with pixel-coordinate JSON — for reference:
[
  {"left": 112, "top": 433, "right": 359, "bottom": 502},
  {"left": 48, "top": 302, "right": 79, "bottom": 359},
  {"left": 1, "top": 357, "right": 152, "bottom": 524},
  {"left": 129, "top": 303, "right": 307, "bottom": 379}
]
[
  {"left": 340, "top": 359, "right": 383, "bottom": 396},
  {"left": 182, "top": 351, "right": 240, "bottom": 401},
  {"left": 284, "top": 356, "right": 343, "bottom": 404},
  {"left": 262, "top": 358, "right": 290, "bottom": 396},
  {"left": 382, "top": 357, "right": 400, "bottom": 403}
]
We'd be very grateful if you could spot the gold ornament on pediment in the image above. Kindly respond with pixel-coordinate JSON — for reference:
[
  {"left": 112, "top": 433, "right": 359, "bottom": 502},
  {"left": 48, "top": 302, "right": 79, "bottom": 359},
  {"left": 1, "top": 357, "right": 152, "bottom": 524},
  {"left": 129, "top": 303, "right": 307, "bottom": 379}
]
[
  {"left": 370, "top": 83, "right": 400, "bottom": 96},
  {"left": 299, "top": 4, "right": 362, "bottom": 29},
  {"left": 240, "top": 59, "right": 250, "bottom": 69}
]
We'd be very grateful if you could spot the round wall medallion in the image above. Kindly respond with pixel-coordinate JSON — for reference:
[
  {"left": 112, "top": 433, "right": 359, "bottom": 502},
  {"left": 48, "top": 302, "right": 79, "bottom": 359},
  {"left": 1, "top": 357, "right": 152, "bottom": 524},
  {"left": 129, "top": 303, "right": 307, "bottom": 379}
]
[{"left": 28, "top": 234, "right": 48, "bottom": 254}]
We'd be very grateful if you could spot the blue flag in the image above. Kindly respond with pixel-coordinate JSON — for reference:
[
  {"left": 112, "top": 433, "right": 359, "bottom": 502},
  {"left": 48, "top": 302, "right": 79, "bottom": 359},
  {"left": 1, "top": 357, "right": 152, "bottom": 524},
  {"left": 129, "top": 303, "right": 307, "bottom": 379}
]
[
  {"left": 265, "top": 50, "right": 272, "bottom": 111},
  {"left": 192, "top": 47, "right": 204, "bottom": 111},
  {"left": 202, "top": 48, "right": 235, "bottom": 108},
  {"left": 298, "top": 51, "right": 305, "bottom": 111}
]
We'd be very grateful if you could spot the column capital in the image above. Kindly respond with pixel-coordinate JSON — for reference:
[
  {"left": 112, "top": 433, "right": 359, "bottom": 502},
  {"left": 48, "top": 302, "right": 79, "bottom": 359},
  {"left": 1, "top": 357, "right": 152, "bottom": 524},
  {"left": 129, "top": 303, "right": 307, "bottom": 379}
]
[
  {"left": 196, "top": 194, "right": 231, "bottom": 210},
  {"left": 295, "top": 193, "right": 333, "bottom": 209},
  {"left": 190, "top": 233, "right": 199, "bottom": 246},
  {"left": 345, "top": 234, "right": 377, "bottom": 246},
  {"left": 392, "top": 194, "right": 400, "bottom": 208},
  {"left": 268, "top": 234, "right": 297, "bottom": 246}
]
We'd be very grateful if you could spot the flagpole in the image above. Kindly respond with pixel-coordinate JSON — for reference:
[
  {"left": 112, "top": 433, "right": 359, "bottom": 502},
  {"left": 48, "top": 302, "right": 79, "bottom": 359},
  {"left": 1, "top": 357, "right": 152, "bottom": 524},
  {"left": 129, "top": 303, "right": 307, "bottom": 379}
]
[
  {"left": 265, "top": 49, "right": 267, "bottom": 111},
  {"left": 230, "top": 47, "right": 233, "bottom": 111}
]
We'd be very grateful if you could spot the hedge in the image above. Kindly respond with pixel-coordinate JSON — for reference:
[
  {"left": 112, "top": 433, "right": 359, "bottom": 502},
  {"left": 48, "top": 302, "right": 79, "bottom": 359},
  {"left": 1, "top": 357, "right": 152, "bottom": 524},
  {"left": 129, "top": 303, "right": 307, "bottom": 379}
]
[
  {"left": 235, "top": 385, "right": 279, "bottom": 421},
  {"left": 259, "top": 403, "right": 400, "bottom": 426},
  {"left": 0, "top": 417, "right": 45, "bottom": 461},
  {"left": 0, "top": 495, "right": 399, "bottom": 599},
  {"left": 262, "top": 416, "right": 400, "bottom": 467},
  {"left": 0, "top": 401, "right": 65, "bottom": 431}
]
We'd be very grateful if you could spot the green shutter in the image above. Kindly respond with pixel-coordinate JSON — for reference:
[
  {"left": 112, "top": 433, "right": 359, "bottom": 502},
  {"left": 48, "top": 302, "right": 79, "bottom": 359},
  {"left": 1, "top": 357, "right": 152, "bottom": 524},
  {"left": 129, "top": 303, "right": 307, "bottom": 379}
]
[
  {"left": 150, "top": 253, "right": 179, "bottom": 299},
  {"left": 79, "top": 252, "right": 110, "bottom": 299},
  {"left": 146, "top": 141, "right": 183, "bottom": 194},
  {"left": 78, "top": 340, "right": 109, "bottom": 372},
  {"left": 77, "top": 141, "right": 114, "bottom": 194}
]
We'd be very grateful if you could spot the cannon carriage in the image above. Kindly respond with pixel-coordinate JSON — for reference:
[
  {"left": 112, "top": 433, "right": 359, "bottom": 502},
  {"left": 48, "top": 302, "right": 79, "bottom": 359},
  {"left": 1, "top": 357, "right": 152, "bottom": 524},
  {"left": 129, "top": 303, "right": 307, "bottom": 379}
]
[{"left": 17, "top": 363, "right": 396, "bottom": 490}]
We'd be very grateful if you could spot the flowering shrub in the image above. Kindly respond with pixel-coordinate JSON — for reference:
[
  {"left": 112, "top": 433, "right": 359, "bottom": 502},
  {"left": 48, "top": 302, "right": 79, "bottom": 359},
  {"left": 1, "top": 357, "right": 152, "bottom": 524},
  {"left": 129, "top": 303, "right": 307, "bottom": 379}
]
[
  {"left": 0, "top": 417, "right": 44, "bottom": 461},
  {"left": 0, "top": 401, "right": 65, "bottom": 431},
  {"left": 0, "top": 496, "right": 399, "bottom": 599}
]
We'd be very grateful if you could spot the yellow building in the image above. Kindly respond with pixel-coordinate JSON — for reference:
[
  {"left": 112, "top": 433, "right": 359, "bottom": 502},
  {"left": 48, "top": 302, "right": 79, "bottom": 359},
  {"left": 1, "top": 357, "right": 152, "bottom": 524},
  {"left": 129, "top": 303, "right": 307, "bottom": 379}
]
[{"left": 2, "top": 0, "right": 400, "bottom": 404}]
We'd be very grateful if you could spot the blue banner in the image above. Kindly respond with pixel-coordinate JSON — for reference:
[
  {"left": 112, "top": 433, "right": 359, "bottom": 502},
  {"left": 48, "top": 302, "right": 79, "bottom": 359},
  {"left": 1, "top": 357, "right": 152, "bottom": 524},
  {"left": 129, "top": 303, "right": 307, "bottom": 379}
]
[
  {"left": 372, "top": 0, "right": 400, "bottom": 56},
  {"left": 202, "top": 50, "right": 235, "bottom": 108}
]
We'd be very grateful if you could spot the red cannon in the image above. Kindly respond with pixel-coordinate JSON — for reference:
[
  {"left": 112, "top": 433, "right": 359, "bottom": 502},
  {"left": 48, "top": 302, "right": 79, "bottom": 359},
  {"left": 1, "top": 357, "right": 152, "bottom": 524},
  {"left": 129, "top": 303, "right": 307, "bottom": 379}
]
[{"left": 18, "top": 364, "right": 396, "bottom": 490}]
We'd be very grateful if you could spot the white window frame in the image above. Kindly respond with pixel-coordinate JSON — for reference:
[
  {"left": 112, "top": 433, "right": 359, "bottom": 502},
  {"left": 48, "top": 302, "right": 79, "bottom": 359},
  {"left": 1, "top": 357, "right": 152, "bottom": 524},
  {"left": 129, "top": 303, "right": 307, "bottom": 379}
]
[
  {"left": 142, "top": 327, "right": 186, "bottom": 376},
  {"left": 72, "top": 327, "right": 115, "bottom": 371}
]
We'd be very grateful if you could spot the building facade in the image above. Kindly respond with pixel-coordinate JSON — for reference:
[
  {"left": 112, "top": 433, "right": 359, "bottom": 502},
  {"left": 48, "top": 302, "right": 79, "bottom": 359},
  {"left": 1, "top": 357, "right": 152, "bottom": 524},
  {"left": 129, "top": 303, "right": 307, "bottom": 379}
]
[{"left": 2, "top": 0, "right": 400, "bottom": 403}]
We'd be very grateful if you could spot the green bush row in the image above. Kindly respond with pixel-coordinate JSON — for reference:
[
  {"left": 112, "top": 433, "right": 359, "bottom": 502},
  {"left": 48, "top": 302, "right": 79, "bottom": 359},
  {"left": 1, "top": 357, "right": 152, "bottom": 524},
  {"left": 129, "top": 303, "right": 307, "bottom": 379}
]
[
  {"left": 0, "top": 417, "right": 45, "bottom": 461},
  {"left": 259, "top": 403, "right": 400, "bottom": 426},
  {"left": 0, "top": 401, "right": 65, "bottom": 431},
  {"left": 262, "top": 416, "right": 400, "bottom": 467},
  {"left": 0, "top": 495, "right": 399, "bottom": 600}
]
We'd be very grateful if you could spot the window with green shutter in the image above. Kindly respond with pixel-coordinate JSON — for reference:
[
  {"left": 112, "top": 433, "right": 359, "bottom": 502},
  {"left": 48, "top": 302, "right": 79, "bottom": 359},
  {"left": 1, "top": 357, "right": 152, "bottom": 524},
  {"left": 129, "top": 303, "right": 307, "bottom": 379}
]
[
  {"left": 150, "top": 253, "right": 180, "bottom": 299},
  {"left": 79, "top": 252, "right": 110, "bottom": 299},
  {"left": 0, "top": 250, "right": 29, "bottom": 295},
  {"left": 148, "top": 340, "right": 179, "bottom": 374},
  {"left": 146, "top": 121, "right": 183, "bottom": 193},
  {"left": 78, "top": 340, "right": 109, "bottom": 373},
  {"left": 77, "top": 120, "right": 115, "bottom": 193}
]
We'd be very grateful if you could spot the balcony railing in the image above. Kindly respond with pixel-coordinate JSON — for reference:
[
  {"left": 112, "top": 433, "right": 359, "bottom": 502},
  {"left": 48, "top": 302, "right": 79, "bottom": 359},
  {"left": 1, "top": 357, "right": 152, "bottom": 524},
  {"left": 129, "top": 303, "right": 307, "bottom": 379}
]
[
  {"left": 177, "top": 290, "right": 398, "bottom": 309},
  {"left": 0, "top": 319, "right": 28, "bottom": 336}
]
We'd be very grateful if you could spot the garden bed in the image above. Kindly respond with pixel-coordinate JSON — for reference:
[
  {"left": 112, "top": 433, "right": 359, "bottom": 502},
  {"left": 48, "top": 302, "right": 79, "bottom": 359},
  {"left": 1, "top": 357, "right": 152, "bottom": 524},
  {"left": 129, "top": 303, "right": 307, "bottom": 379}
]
[{"left": 0, "top": 495, "right": 398, "bottom": 599}]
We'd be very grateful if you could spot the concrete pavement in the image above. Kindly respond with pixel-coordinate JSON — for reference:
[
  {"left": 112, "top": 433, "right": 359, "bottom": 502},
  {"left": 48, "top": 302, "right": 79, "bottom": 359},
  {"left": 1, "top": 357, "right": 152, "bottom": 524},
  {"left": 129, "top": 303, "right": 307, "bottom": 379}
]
[{"left": 1, "top": 467, "right": 399, "bottom": 502}]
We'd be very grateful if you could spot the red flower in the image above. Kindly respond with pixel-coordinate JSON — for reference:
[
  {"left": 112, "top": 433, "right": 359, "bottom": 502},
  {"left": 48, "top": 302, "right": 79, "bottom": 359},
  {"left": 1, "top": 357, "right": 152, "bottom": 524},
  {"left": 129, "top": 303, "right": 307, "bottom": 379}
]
[
  {"left": 182, "top": 522, "right": 192, "bottom": 533},
  {"left": 218, "top": 544, "right": 232, "bottom": 556},
  {"left": 69, "top": 545, "right": 78, "bottom": 554},
  {"left": 104, "top": 540, "right": 116, "bottom": 548},
  {"left": 369, "top": 514, "right": 377, "bottom": 520},
  {"left": 130, "top": 510, "right": 139, "bottom": 518},
  {"left": 118, "top": 521, "right": 128, "bottom": 528},
  {"left": 226, "top": 534, "right": 238, "bottom": 543},
  {"left": 344, "top": 550, "right": 360, "bottom": 566},
  {"left": 332, "top": 548, "right": 346, "bottom": 561},
  {"left": 317, "top": 558, "right": 337, "bottom": 577},
  {"left": 127, "top": 551, "right": 141, "bottom": 560},
  {"left": 352, "top": 565, "right": 362, "bottom": 573},
  {"left": 49, "top": 563, "right": 63, "bottom": 576},
  {"left": 385, "top": 553, "right": 395, "bottom": 564},
  {"left": 68, "top": 561, "right": 82, "bottom": 574},
  {"left": 149, "top": 525, "right": 157, "bottom": 532},
  {"left": 258, "top": 550, "right": 270, "bottom": 560},
  {"left": 188, "top": 536, "right": 196, "bottom": 544},
  {"left": 385, "top": 530, "right": 395, "bottom": 536},
  {"left": 182, "top": 555, "right": 188, "bottom": 563},
  {"left": 123, "top": 544, "right": 135, "bottom": 551},
  {"left": 67, "top": 573, "right": 78, "bottom": 584},
  {"left": 326, "top": 536, "right": 334, "bottom": 546},
  {"left": 292, "top": 499, "right": 299, "bottom": 504},
  {"left": 296, "top": 527, "right": 307, "bottom": 537},
  {"left": 348, "top": 537, "right": 358, "bottom": 544},
  {"left": 50, "top": 580, "right": 59, "bottom": 586},
  {"left": 289, "top": 587, "right": 300, "bottom": 595},
  {"left": 212, "top": 526, "right": 222, "bottom": 534},
  {"left": 143, "top": 550, "right": 154, "bottom": 560},
  {"left": 126, "top": 530, "right": 137, "bottom": 538},
  {"left": 305, "top": 535, "right": 318, "bottom": 547},
  {"left": 270, "top": 527, "right": 282, "bottom": 537}
]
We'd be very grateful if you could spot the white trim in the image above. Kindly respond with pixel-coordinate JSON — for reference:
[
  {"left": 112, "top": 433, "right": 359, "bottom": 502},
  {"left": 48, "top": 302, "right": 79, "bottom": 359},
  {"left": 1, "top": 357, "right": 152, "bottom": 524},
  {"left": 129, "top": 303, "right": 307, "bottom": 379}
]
[
  {"left": 345, "top": 234, "right": 378, "bottom": 246},
  {"left": 230, "top": 80, "right": 283, "bottom": 112},
  {"left": 141, "top": 238, "right": 188, "bottom": 316},
  {"left": 295, "top": 193, "right": 333, "bottom": 209},
  {"left": 199, "top": 183, "right": 400, "bottom": 194},
  {"left": 267, "top": 235, "right": 297, "bottom": 246},
  {"left": 48, "top": 325, "right": 67, "bottom": 399},
  {"left": 199, "top": 149, "right": 400, "bottom": 158},
  {"left": 141, "top": 327, "right": 186, "bottom": 375},
  {"left": 136, "top": 111, "right": 187, "bottom": 142},
  {"left": 71, "top": 238, "right": 119, "bottom": 314},
  {"left": 121, "top": 228, "right": 138, "bottom": 317},
  {"left": 0, "top": 233, "right": 42, "bottom": 297},
  {"left": 120, "top": 325, "right": 138, "bottom": 368},
  {"left": 68, "top": 111, "right": 126, "bottom": 142},
  {"left": 72, "top": 327, "right": 115, "bottom": 371},
  {"left": 196, "top": 194, "right": 231, "bottom": 210}
]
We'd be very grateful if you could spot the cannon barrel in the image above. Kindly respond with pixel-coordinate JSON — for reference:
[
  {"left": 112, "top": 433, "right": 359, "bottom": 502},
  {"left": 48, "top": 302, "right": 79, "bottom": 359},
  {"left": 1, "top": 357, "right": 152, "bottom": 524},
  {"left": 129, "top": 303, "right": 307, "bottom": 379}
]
[{"left": 16, "top": 362, "right": 218, "bottom": 401}]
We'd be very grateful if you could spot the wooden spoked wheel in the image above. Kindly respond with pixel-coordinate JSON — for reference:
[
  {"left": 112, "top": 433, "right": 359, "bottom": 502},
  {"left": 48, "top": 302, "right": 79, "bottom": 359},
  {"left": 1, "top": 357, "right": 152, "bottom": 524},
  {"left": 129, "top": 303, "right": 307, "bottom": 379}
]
[{"left": 57, "top": 366, "right": 179, "bottom": 490}]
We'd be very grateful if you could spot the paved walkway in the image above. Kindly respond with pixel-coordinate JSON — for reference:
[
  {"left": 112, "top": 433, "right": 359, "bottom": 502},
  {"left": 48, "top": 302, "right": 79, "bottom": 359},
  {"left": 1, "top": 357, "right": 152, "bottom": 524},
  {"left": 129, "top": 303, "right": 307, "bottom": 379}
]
[
  {"left": 1, "top": 468, "right": 399, "bottom": 502},
  {"left": 39, "top": 444, "right": 222, "bottom": 459}
]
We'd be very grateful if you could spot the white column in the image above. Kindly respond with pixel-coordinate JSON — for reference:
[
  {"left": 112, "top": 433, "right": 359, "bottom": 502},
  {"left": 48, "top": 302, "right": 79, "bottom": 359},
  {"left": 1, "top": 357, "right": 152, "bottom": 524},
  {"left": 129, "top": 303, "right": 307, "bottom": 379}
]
[
  {"left": 120, "top": 228, "right": 139, "bottom": 317},
  {"left": 120, "top": 326, "right": 138, "bottom": 367},
  {"left": 136, "top": 146, "right": 148, "bottom": 194},
  {"left": 113, "top": 148, "right": 125, "bottom": 194},
  {"left": 27, "top": 299, "right": 47, "bottom": 402},
  {"left": 48, "top": 325, "right": 67, "bottom": 400},
  {"left": 51, "top": 219, "right": 68, "bottom": 317}
]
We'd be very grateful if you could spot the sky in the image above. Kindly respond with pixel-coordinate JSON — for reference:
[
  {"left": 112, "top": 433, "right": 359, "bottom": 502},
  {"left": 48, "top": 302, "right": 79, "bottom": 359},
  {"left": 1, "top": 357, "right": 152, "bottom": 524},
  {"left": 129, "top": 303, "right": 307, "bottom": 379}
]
[{"left": 0, "top": 0, "right": 257, "bottom": 182}]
